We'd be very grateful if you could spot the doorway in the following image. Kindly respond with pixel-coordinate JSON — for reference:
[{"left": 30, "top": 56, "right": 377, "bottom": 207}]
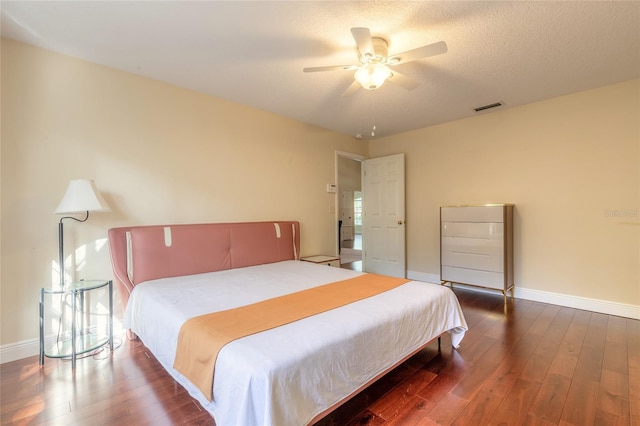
[
  {"left": 336, "top": 152, "right": 364, "bottom": 271},
  {"left": 340, "top": 190, "right": 362, "bottom": 265}
]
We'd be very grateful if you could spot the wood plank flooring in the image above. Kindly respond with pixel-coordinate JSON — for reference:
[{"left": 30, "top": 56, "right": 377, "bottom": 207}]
[{"left": 1, "top": 287, "right": 638, "bottom": 425}]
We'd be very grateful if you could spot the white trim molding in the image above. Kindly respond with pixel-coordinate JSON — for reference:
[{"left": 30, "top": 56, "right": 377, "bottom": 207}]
[
  {"left": 1, "top": 327, "right": 126, "bottom": 364},
  {"left": 514, "top": 287, "right": 639, "bottom": 320},
  {"left": 0, "top": 338, "right": 40, "bottom": 364},
  {"left": 407, "top": 270, "right": 639, "bottom": 320},
  {"left": 1, "top": 333, "right": 81, "bottom": 364}
]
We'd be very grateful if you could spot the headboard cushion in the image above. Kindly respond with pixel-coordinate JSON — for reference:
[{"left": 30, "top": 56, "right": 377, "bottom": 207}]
[
  {"left": 108, "top": 221, "right": 300, "bottom": 311},
  {"left": 230, "top": 223, "right": 297, "bottom": 269},
  {"left": 129, "top": 225, "right": 232, "bottom": 284}
]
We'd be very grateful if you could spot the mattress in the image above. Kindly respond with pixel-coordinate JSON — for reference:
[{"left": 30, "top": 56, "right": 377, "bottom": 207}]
[{"left": 124, "top": 260, "right": 468, "bottom": 425}]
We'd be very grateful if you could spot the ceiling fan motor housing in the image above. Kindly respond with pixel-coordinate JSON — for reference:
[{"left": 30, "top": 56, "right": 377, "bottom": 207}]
[{"left": 359, "top": 37, "right": 389, "bottom": 64}]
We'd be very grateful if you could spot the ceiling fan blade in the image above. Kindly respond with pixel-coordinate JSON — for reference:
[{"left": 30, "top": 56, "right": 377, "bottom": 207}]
[
  {"left": 389, "top": 41, "right": 447, "bottom": 65},
  {"left": 389, "top": 70, "right": 420, "bottom": 90},
  {"left": 351, "top": 27, "right": 375, "bottom": 59},
  {"left": 303, "top": 64, "right": 358, "bottom": 72},
  {"left": 341, "top": 80, "right": 361, "bottom": 97}
]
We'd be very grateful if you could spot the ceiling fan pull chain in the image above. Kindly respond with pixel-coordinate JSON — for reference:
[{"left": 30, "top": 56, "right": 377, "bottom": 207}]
[{"left": 371, "top": 93, "right": 377, "bottom": 137}]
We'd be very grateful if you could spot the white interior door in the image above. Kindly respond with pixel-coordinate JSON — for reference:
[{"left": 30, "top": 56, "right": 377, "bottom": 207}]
[{"left": 362, "top": 153, "right": 406, "bottom": 277}]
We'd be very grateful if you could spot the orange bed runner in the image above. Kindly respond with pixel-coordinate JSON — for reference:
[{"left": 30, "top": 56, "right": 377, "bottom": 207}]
[{"left": 173, "top": 273, "right": 410, "bottom": 401}]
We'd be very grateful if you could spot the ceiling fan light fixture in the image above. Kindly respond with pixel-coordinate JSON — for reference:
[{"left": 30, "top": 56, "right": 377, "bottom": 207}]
[
  {"left": 354, "top": 62, "right": 392, "bottom": 90},
  {"left": 303, "top": 28, "right": 447, "bottom": 95}
]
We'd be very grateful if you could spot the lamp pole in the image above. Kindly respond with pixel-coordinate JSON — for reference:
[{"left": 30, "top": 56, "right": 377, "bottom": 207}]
[{"left": 58, "top": 212, "right": 89, "bottom": 288}]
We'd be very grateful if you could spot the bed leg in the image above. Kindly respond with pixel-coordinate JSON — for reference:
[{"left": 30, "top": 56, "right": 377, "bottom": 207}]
[{"left": 437, "top": 336, "right": 441, "bottom": 352}]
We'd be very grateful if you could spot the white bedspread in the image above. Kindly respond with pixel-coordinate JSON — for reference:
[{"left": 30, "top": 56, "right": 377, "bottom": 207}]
[{"left": 124, "top": 260, "right": 467, "bottom": 426}]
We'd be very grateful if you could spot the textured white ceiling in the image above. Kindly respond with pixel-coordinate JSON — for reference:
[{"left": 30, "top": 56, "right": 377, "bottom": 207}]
[{"left": 2, "top": 1, "right": 639, "bottom": 139}]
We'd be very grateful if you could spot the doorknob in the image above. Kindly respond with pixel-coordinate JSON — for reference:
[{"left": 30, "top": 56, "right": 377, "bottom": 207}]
[{"left": 398, "top": 220, "right": 404, "bottom": 225}]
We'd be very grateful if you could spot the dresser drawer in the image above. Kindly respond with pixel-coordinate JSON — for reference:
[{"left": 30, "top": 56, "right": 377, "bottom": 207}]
[
  {"left": 441, "top": 205, "right": 505, "bottom": 223},
  {"left": 441, "top": 221, "right": 503, "bottom": 239},
  {"left": 441, "top": 236, "right": 504, "bottom": 272},
  {"left": 441, "top": 266, "right": 506, "bottom": 290}
]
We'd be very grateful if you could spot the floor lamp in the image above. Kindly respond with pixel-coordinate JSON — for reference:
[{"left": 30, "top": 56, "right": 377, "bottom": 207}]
[{"left": 55, "top": 179, "right": 111, "bottom": 288}]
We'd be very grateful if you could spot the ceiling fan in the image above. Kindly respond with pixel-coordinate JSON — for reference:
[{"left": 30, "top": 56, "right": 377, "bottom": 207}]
[{"left": 303, "top": 27, "right": 447, "bottom": 95}]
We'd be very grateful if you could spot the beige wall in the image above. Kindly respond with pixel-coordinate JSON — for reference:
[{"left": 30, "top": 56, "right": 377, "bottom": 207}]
[
  {"left": 2, "top": 37, "right": 637, "bottom": 352},
  {"left": 337, "top": 156, "right": 362, "bottom": 192},
  {"left": 0, "top": 39, "right": 367, "bottom": 346},
  {"left": 370, "top": 79, "right": 639, "bottom": 308}
]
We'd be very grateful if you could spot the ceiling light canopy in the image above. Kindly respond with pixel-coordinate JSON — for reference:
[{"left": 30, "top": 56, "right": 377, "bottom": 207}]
[{"left": 354, "top": 62, "right": 393, "bottom": 90}]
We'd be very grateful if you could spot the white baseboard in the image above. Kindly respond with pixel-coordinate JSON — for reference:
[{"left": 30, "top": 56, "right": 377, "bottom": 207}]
[
  {"left": 0, "top": 338, "right": 40, "bottom": 364},
  {"left": 1, "top": 328, "right": 126, "bottom": 365},
  {"left": 1, "top": 332, "right": 90, "bottom": 364},
  {"left": 514, "top": 287, "right": 639, "bottom": 319},
  {"left": 407, "top": 270, "right": 640, "bottom": 320}
]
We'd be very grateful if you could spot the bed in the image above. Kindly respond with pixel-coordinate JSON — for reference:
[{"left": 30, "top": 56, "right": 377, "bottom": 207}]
[{"left": 108, "top": 221, "right": 468, "bottom": 426}]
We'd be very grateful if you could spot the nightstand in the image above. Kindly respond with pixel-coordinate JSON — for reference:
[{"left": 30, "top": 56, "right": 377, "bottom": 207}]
[
  {"left": 39, "top": 279, "right": 113, "bottom": 369},
  {"left": 300, "top": 255, "right": 341, "bottom": 267}
]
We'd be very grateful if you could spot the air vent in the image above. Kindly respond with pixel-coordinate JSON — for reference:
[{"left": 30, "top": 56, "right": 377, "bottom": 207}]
[{"left": 474, "top": 102, "right": 503, "bottom": 112}]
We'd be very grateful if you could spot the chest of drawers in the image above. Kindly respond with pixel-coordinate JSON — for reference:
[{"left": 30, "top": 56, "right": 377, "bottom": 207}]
[{"left": 440, "top": 204, "right": 514, "bottom": 303}]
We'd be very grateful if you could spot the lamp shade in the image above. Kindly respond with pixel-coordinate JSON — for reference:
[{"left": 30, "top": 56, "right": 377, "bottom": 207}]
[{"left": 55, "top": 179, "right": 111, "bottom": 214}]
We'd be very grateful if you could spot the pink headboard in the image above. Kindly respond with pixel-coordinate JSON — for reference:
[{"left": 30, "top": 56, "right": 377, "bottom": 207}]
[{"left": 108, "top": 221, "right": 300, "bottom": 311}]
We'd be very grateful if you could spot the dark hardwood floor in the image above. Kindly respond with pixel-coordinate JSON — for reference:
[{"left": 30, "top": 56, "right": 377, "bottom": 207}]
[{"left": 2, "top": 287, "right": 638, "bottom": 425}]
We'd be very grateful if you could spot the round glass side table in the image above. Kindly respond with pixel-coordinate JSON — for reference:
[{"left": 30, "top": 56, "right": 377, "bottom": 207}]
[{"left": 39, "top": 280, "right": 113, "bottom": 369}]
